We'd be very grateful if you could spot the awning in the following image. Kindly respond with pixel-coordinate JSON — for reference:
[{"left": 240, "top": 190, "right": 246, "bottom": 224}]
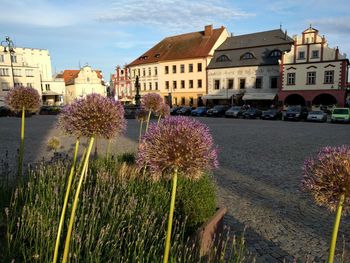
[
  {"left": 243, "top": 93, "right": 276, "bottom": 100},
  {"left": 42, "top": 91, "right": 62, "bottom": 96},
  {"left": 203, "top": 90, "right": 240, "bottom": 100}
]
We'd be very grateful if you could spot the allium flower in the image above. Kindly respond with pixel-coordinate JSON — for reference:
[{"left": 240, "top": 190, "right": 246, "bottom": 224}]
[
  {"left": 141, "top": 93, "right": 163, "bottom": 112},
  {"left": 302, "top": 145, "right": 350, "bottom": 213},
  {"left": 47, "top": 136, "right": 61, "bottom": 151},
  {"left": 58, "top": 94, "right": 126, "bottom": 139},
  {"left": 135, "top": 108, "right": 148, "bottom": 122},
  {"left": 6, "top": 86, "right": 40, "bottom": 112},
  {"left": 156, "top": 103, "right": 170, "bottom": 118},
  {"left": 137, "top": 116, "right": 218, "bottom": 180}
]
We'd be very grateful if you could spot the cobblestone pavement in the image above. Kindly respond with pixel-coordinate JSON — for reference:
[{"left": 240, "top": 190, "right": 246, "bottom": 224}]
[{"left": 1, "top": 115, "right": 350, "bottom": 262}]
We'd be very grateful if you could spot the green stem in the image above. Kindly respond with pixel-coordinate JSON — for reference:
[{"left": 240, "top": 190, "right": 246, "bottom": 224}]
[
  {"left": 106, "top": 139, "right": 111, "bottom": 159},
  {"left": 157, "top": 114, "right": 162, "bottom": 126},
  {"left": 328, "top": 193, "right": 345, "bottom": 263},
  {"left": 18, "top": 106, "right": 25, "bottom": 178},
  {"left": 145, "top": 110, "right": 152, "bottom": 132},
  {"left": 139, "top": 120, "right": 143, "bottom": 143},
  {"left": 163, "top": 167, "right": 178, "bottom": 263},
  {"left": 62, "top": 136, "right": 94, "bottom": 263},
  {"left": 77, "top": 147, "right": 87, "bottom": 174},
  {"left": 52, "top": 138, "right": 80, "bottom": 263}
]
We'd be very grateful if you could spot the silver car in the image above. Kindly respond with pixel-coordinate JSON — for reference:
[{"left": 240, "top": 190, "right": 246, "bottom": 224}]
[{"left": 306, "top": 111, "right": 328, "bottom": 122}]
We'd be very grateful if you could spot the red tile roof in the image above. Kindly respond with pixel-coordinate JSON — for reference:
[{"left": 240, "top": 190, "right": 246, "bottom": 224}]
[
  {"left": 127, "top": 25, "right": 226, "bottom": 67},
  {"left": 61, "top": 69, "right": 103, "bottom": 85}
]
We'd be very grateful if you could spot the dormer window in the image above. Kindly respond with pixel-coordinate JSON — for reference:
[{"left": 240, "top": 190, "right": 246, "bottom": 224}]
[
  {"left": 216, "top": 55, "right": 230, "bottom": 62},
  {"left": 241, "top": 52, "right": 255, "bottom": 60},
  {"left": 269, "top": 50, "right": 282, "bottom": 58},
  {"left": 154, "top": 54, "right": 160, "bottom": 58},
  {"left": 138, "top": 55, "right": 148, "bottom": 60}
]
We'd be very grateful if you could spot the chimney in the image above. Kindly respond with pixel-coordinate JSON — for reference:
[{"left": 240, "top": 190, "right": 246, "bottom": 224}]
[
  {"left": 204, "top": 25, "right": 213, "bottom": 36},
  {"left": 335, "top": 46, "right": 339, "bottom": 60},
  {"left": 284, "top": 30, "right": 287, "bottom": 40}
]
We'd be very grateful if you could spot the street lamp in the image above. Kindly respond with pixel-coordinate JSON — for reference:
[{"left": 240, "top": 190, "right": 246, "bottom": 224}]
[{"left": 1, "top": 36, "right": 16, "bottom": 87}]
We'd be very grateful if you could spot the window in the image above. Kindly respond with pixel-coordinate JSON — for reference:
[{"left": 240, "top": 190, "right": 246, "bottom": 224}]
[
  {"left": 87, "top": 77, "right": 90, "bottom": 82},
  {"left": 197, "top": 79, "right": 202, "bottom": 88},
  {"left": 133, "top": 69, "right": 136, "bottom": 77},
  {"left": 270, "top": 77, "right": 278, "bottom": 89},
  {"left": 154, "top": 67, "right": 158, "bottom": 76},
  {"left": 1, "top": 82, "right": 9, "bottom": 91},
  {"left": 214, "top": 80, "right": 220, "bottom": 90},
  {"left": 137, "top": 69, "right": 140, "bottom": 76},
  {"left": 149, "top": 82, "right": 152, "bottom": 90},
  {"left": 173, "top": 80, "right": 177, "bottom": 89},
  {"left": 270, "top": 50, "right": 282, "bottom": 58},
  {"left": 287, "top": 73, "right": 295, "bottom": 85},
  {"left": 181, "top": 80, "right": 185, "bottom": 89},
  {"left": 0, "top": 55, "right": 4, "bottom": 62},
  {"left": 25, "top": 69, "right": 34, "bottom": 77},
  {"left": 13, "top": 69, "right": 21, "bottom": 76},
  {"left": 180, "top": 64, "right": 185, "bottom": 73},
  {"left": 11, "top": 55, "right": 17, "bottom": 63},
  {"left": 189, "top": 64, "right": 193, "bottom": 72},
  {"left": 255, "top": 78, "right": 262, "bottom": 89},
  {"left": 298, "top": 51, "right": 305, "bottom": 60},
  {"left": 172, "top": 65, "right": 176, "bottom": 74},
  {"left": 155, "top": 82, "right": 158, "bottom": 90},
  {"left": 14, "top": 82, "right": 22, "bottom": 87},
  {"left": 241, "top": 52, "right": 255, "bottom": 60},
  {"left": 216, "top": 55, "right": 230, "bottom": 62},
  {"left": 148, "top": 67, "right": 151, "bottom": 76},
  {"left": 324, "top": 71, "right": 334, "bottom": 84},
  {"left": 27, "top": 83, "right": 33, "bottom": 88},
  {"left": 227, "top": 79, "right": 234, "bottom": 89},
  {"left": 0, "top": 68, "right": 9, "bottom": 76},
  {"left": 189, "top": 80, "right": 193, "bottom": 89},
  {"left": 174, "top": 97, "right": 178, "bottom": 105},
  {"left": 142, "top": 68, "right": 146, "bottom": 76},
  {"left": 312, "top": 50, "right": 319, "bottom": 58},
  {"left": 239, "top": 79, "right": 246, "bottom": 89},
  {"left": 165, "top": 81, "right": 169, "bottom": 90},
  {"left": 181, "top": 97, "right": 185, "bottom": 105},
  {"left": 197, "top": 63, "right": 202, "bottom": 72},
  {"left": 165, "top": 66, "right": 169, "bottom": 74},
  {"left": 143, "top": 83, "right": 146, "bottom": 91},
  {"left": 189, "top": 97, "right": 194, "bottom": 106},
  {"left": 307, "top": 72, "right": 316, "bottom": 85}
]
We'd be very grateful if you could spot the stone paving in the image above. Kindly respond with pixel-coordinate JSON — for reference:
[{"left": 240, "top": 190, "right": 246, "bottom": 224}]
[{"left": 1, "top": 115, "right": 350, "bottom": 262}]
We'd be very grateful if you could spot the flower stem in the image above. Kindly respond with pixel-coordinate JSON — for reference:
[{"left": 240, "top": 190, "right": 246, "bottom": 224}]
[
  {"left": 163, "top": 167, "right": 178, "bottom": 263},
  {"left": 328, "top": 193, "right": 345, "bottom": 263},
  {"left": 157, "top": 114, "right": 162, "bottom": 126},
  {"left": 53, "top": 138, "right": 80, "bottom": 263},
  {"left": 106, "top": 139, "right": 111, "bottom": 159},
  {"left": 139, "top": 120, "right": 143, "bottom": 143},
  {"left": 18, "top": 106, "right": 25, "bottom": 178},
  {"left": 62, "top": 136, "right": 94, "bottom": 263},
  {"left": 145, "top": 110, "right": 152, "bottom": 132}
]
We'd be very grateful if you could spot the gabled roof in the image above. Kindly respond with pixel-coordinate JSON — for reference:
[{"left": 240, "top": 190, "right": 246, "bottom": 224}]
[
  {"left": 128, "top": 26, "right": 226, "bottom": 67},
  {"left": 60, "top": 69, "right": 103, "bottom": 86},
  {"left": 208, "top": 29, "right": 294, "bottom": 69},
  {"left": 217, "top": 29, "right": 293, "bottom": 51}
]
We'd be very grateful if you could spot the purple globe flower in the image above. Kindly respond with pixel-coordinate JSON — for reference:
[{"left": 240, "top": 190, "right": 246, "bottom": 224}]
[
  {"left": 302, "top": 145, "right": 350, "bottom": 213},
  {"left": 6, "top": 86, "right": 41, "bottom": 112},
  {"left": 141, "top": 93, "right": 163, "bottom": 112},
  {"left": 156, "top": 103, "right": 170, "bottom": 118},
  {"left": 137, "top": 116, "right": 218, "bottom": 180},
  {"left": 135, "top": 107, "right": 148, "bottom": 122},
  {"left": 58, "top": 94, "right": 126, "bottom": 139}
]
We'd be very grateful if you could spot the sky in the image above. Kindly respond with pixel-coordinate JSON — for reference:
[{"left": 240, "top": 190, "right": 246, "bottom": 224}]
[{"left": 1, "top": 0, "right": 349, "bottom": 80}]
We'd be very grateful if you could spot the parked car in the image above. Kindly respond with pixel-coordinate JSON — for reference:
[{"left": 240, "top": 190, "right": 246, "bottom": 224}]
[
  {"left": 39, "top": 106, "right": 63, "bottom": 115},
  {"left": 243, "top": 108, "right": 262, "bottom": 119},
  {"left": 206, "top": 105, "right": 229, "bottom": 117},
  {"left": 330, "top": 108, "right": 350, "bottom": 123},
  {"left": 177, "top": 106, "right": 194, "bottom": 116},
  {"left": 0, "top": 106, "right": 13, "bottom": 117},
  {"left": 225, "top": 106, "right": 245, "bottom": 118},
  {"left": 191, "top": 106, "right": 208, "bottom": 117},
  {"left": 170, "top": 106, "right": 182, "bottom": 116},
  {"left": 283, "top": 106, "right": 308, "bottom": 121},
  {"left": 261, "top": 109, "right": 282, "bottom": 120},
  {"left": 306, "top": 110, "right": 328, "bottom": 122}
]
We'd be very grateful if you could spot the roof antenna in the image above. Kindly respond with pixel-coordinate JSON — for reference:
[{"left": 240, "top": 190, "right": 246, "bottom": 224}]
[
  {"left": 280, "top": 23, "right": 282, "bottom": 30},
  {"left": 309, "top": 23, "right": 312, "bottom": 29}
]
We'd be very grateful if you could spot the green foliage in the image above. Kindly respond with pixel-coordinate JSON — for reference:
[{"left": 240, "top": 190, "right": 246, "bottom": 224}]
[
  {"left": 176, "top": 173, "right": 217, "bottom": 234},
  {"left": 117, "top": 152, "right": 136, "bottom": 165}
]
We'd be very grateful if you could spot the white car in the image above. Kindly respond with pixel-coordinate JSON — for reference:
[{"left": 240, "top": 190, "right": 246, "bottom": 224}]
[{"left": 306, "top": 111, "right": 328, "bottom": 122}]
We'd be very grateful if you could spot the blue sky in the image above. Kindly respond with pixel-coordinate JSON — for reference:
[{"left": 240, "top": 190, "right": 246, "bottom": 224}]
[{"left": 1, "top": 0, "right": 349, "bottom": 80}]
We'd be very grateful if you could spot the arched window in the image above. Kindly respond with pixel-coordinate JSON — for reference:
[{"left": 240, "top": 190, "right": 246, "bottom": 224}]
[
  {"left": 269, "top": 50, "right": 282, "bottom": 58},
  {"left": 216, "top": 55, "right": 231, "bottom": 62},
  {"left": 241, "top": 52, "right": 255, "bottom": 60}
]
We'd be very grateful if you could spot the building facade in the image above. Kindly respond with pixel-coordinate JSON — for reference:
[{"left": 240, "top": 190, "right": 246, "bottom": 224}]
[
  {"left": 206, "top": 29, "right": 294, "bottom": 107},
  {"left": 127, "top": 25, "right": 229, "bottom": 107},
  {"left": 110, "top": 66, "right": 132, "bottom": 103},
  {"left": 59, "top": 66, "right": 106, "bottom": 104},
  {"left": 278, "top": 26, "right": 349, "bottom": 107}
]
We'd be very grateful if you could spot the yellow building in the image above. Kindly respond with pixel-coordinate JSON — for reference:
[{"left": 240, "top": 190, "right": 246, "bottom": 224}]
[{"left": 127, "top": 25, "right": 229, "bottom": 106}]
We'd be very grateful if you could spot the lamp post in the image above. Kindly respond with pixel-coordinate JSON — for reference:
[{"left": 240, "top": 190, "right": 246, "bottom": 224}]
[
  {"left": 1, "top": 36, "right": 16, "bottom": 87},
  {"left": 134, "top": 75, "right": 141, "bottom": 106}
]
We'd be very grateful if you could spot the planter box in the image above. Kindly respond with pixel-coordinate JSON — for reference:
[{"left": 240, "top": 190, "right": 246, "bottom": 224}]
[{"left": 194, "top": 207, "right": 227, "bottom": 258}]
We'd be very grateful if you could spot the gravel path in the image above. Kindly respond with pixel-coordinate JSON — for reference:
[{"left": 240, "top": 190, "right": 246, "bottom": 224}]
[{"left": 1, "top": 115, "right": 350, "bottom": 262}]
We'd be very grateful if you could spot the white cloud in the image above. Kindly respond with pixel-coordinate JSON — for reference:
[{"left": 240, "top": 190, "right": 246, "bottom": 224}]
[{"left": 96, "top": 0, "right": 254, "bottom": 30}]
